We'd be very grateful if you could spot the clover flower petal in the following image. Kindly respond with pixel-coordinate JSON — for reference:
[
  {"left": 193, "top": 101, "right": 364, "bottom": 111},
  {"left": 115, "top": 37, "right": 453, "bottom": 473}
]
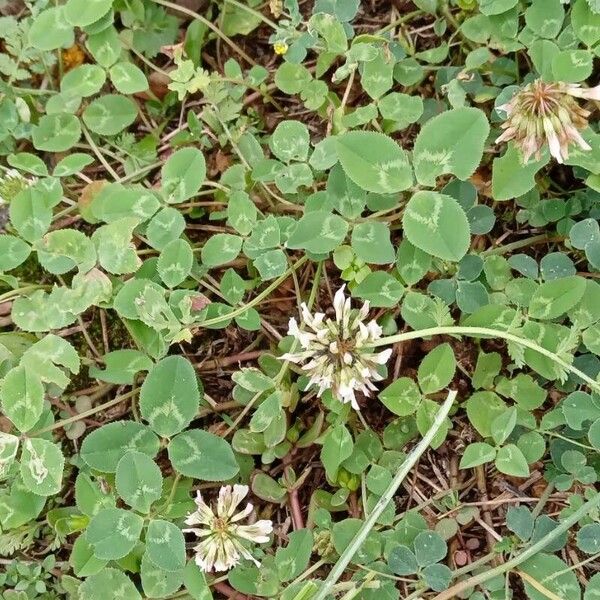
[
  {"left": 281, "top": 285, "right": 391, "bottom": 409},
  {"left": 495, "top": 79, "right": 597, "bottom": 164},
  {"left": 183, "top": 485, "right": 273, "bottom": 573}
]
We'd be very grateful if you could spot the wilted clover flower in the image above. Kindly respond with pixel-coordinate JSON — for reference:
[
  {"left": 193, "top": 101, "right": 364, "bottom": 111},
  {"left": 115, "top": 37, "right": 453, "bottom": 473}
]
[
  {"left": 0, "top": 169, "right": 37, "bottom": 204},
  {"left": 183, "top": 485, "right": 272, "bottom": 573},
  {"left": 281, "top": 286, "right": 392, "bottom": 409},
  {"left": 495, "top": 79, "right": 600, "bottom": 164}
]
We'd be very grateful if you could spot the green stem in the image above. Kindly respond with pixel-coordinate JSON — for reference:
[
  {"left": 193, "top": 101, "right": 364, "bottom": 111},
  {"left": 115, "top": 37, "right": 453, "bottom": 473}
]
[
  {"left": 30, "top": 389, "right": 138, "bottom": 436},
  {"left": 313, "top": 390, "right": 457, "bottom": 600},
  {"left": 481, "top": 234, "right": 562, "bottom": 257},
  {"left": 195, "top": 255, "right": 308, "bottom": 328},
  {"left": 431, "top": 490, "right": 600, "bottom": 600},
  {"left": 224, "top": 0, "right": 279, "bottom": 30},
  {"left": 150, "top": 0, "right": 256, "bottom": 66},
  {"left": 369, "top": 326, "right": 600, "bottom": 394}
]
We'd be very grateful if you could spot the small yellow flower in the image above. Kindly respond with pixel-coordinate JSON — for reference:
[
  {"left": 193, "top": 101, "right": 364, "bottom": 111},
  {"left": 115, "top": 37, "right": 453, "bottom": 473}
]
[{"left": 273, "top": 41, "right": 289, "bottom": 56}]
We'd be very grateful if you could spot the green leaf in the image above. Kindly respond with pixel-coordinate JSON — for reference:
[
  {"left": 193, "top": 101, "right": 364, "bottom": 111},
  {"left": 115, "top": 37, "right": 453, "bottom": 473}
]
[
  {"left": 336, "top": 131, "right": 413, "bottom": 193},
  {"left": 53, "top": 153, "right": 94, "bottom": 177},
  {"left": 78, "top": 568, "right": 141, "bottom": 600},
  {"left": 525, "top": 0, "right": 564, "bottom": 39},
  {"left": 64, "top": 0, "right": 113, "bottom": 26},
  {"left": 423, "top": 563, "right": 452, "bottom": 592},
  {"left": 86, "top": 508, "right": 144, "bottom": 559},
  {"left": 35, "top": 229, "right": 96, "bottom": 274},
  {"left": 287, "top": 211, "right": 349, "bottom": 254},
  {"left": 417, "top": 343, "right": 456, "bottom": 394},
  {"left": 0, "top": 433, "right": 20, "bottom": 479},
  {"left": 491, "top": 407, "right": 517, "bottom": 446},
  {"left": 146, "top": 519, "right": 186, "bottom": 572},
  {"left": 70, "top": 535, "right": 108, "bottom": 577},
  {"left": 0, "top": 365, "right": 44, "bottom": 432},
  {"left": 140, "top": 356, "right": 200, "bottom": 437},
  {"left": 321, "top": 424, "right": 353, "bottom": 481},
  {"left": 572, "top": 0, "right": 600, "bottom": 45},
  {"left": 92, "top": 217, "right": 141, "bottom": 275},
  {"left": 379, "top": 377, "right": 421, "bottom": 416},
  {"left": 115, "top": 451, "right": 162, "bottom": 513},
  {"left": 412, "top": 107, "right": 489, "bottom": 186},
  {"left": 83, "top": 95, "right": 138, "bottom": 135},
  {"left": 253, "top": 249, "right": 287, "bottom": 280},
  {"left": 20, "top": 438, "right": 65, "bottom": 496},
  {"left": 378, "top": 93, "right": 424, "bottom": 130},
  {"left": 60, "top": 64, "right": 106, "bottom": 97},
  {"left": 10, "top": 187, "right": 53, "bottom": 243},
  {"left": 577, "top": 523, "right": 600, "bottom": 554},
  {"left": 414, "top": 531, "right": 447, "bottom": 567},
  {"left": 158, "top": 238, "right": 193, "bottom": 288},
  {"left": 403, "top": 191, "right": 470, "bottom": 261},
  {"left": 528, "top": 276, "right": 587, "bottom": 320},
  {"left": 506, "top": 506, "right": 534, "bottom": 541},
  {"left": 275, "top": 530, "right": 313, "bottom": 582},
  {"left": 29, "top": 7, "right": 74, "bottom": 51},
  {"left": 81, "top": 421, "right": 160, "bottom": 472},
  {"left": 140, "top": 553, "right": 184, "bottom": 598},
  {"left": 227, "top": 191, "right": 257, "bottom": 236},
  {"left": 0, "top": 235, "right": 31, "bottom": 272},
  {"left": 32, "top": 113, "right": 81, "bottom": 152},
  {"left": 168, "top": 429, "right": 239, "bottom": 480},
  {"left": 162, "top": 147, "right": 206, "bottom": 203},
  {"left": 89, "top": 349, "right": 153, "bottom": 385},
  {"left": 495, "top": 444, "right": 529, "bottom": 477},
  {"left": 492, "top": 144, "right": 548, "bottom": 201},
  {"left": 351, "top": 222, "right": 395, "bottom": 265},
  {"left": 459, "top": 442, "right": 496, "bottom": 469},
  {"left": 201, "top": 233, "right": 243, "bottom": 267},
  {"left": 353, "top": 271, "right": 404, "bottom": 308},
  {"left": 183, "top": 561, "right": 213, "bottom": 600},
  {"left": 521, "top": 554, "right": 580, "bottom": 600},
  {"left": 466, "top": 391, "right": 507, "bottom": 438},
  {"left": 109, "top": 62, "right": 149, "bottom": 94},
  {"left": 86, "top": 26, "right": 121, "bottom": 68},
  {"left": 147, "top": 207, "right": 186, "bottom": 250},
  {"left": 8, "top": 153, "right": 49, "bottom": 176},
  {"left": 269, "top": 120, "right": 310, "bottom": 162},
  {"left": 388, "top": 545, "right": 418, "bottom": 575}
]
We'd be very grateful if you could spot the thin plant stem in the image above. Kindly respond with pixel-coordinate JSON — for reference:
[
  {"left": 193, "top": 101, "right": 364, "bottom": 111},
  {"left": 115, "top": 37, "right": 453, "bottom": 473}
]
[
  {"left": 369, "top": 326, "right": 600, "bottom": 394},
  {"left": 150, "top": 0, "right": 256, "bottom": 66},
  {"left": 431, "top": 490, "right": 600, "bottom": 600},
  {"left": 312, "top": 390, "right": 457, "bottom": 600}
]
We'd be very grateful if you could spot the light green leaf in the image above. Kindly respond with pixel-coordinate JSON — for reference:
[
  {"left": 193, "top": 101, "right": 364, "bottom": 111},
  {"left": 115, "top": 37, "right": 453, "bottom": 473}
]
[
  {"left": 78, "top": 568, "right": 141, "bottom": 600},
  {"left": 403, "top": 191, "right": 470, "bottom": 261},
  {"left": 413, "top": 107, "right": 489, "bottom": 186},
  {"left": 32, "top": 113, "right": 81, "bottom": 152},
  {"left": 201, "top": 233, "right": 243, "bottom": 267},
  {"left": 162, "top": 147, "right": 206, "bottom": 204},
  {"left": 168, "top": 429, "right": 239, "bottom": 481},
  {"left": 417, "top": 343, "right": 456, "bottom": 395},
  {"left": 459, "top": 442, "right": 496, "bottom": 469},
  {"left": 109, "top": 62, "right": 148, "bottom": 94},
  {"left": 495, "top": 444, "right": 529, "bottom": 477},
  {"left": 158, "top": 238, "right": 193, "bottom": 288},
  {"left": 86, "top": 508, "right": 144, "bottom": 560},
  {"left": 115, "top": 451, "right": 162, "bottom": 513},
  {"left": 336, "top": 131, "right": 413, "bottom": 193},
  {"left": 81, "top": 421, "right": 160, "bottom": 472},
  {"left": 0, "top": 365, "right": 44, "bottom": 432},
  {"left": 140, "top": 356, "right": 200, "bottom": 437},
  {"left": 146, "top": 519, "right": 186, "bottom": 572},
  {"left": 351, "top": 222, "right": 395, "bottom": 265},
  {"left": 528, "top": 276, "right": 586, "bottom": 320},
  {"left": 287, "top": 211, "right": 348, "bottom": 254},
  {"left": 20, "top": 438, "right": 65, "bottom": 496},
  {"left": 83, "top": 94, "right": 138, "bottom": 136},
  {"left": 64, "top": 0, "right": 113, "bottom": 26}
]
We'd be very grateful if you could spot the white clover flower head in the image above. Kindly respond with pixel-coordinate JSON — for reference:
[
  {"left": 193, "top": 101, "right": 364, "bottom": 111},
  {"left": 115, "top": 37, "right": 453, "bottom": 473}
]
[
  {"left": 281, "top": 285, "right": 392, "bottom": 409},
  {"left": 183, "top": 484, "right": 273, "bottom": 573},
  {"left": 0, "top": 169, "right": 38, "bottom": 205},
  {"left": 495, "top": 79, "right": 600, "bottom": 164}
]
